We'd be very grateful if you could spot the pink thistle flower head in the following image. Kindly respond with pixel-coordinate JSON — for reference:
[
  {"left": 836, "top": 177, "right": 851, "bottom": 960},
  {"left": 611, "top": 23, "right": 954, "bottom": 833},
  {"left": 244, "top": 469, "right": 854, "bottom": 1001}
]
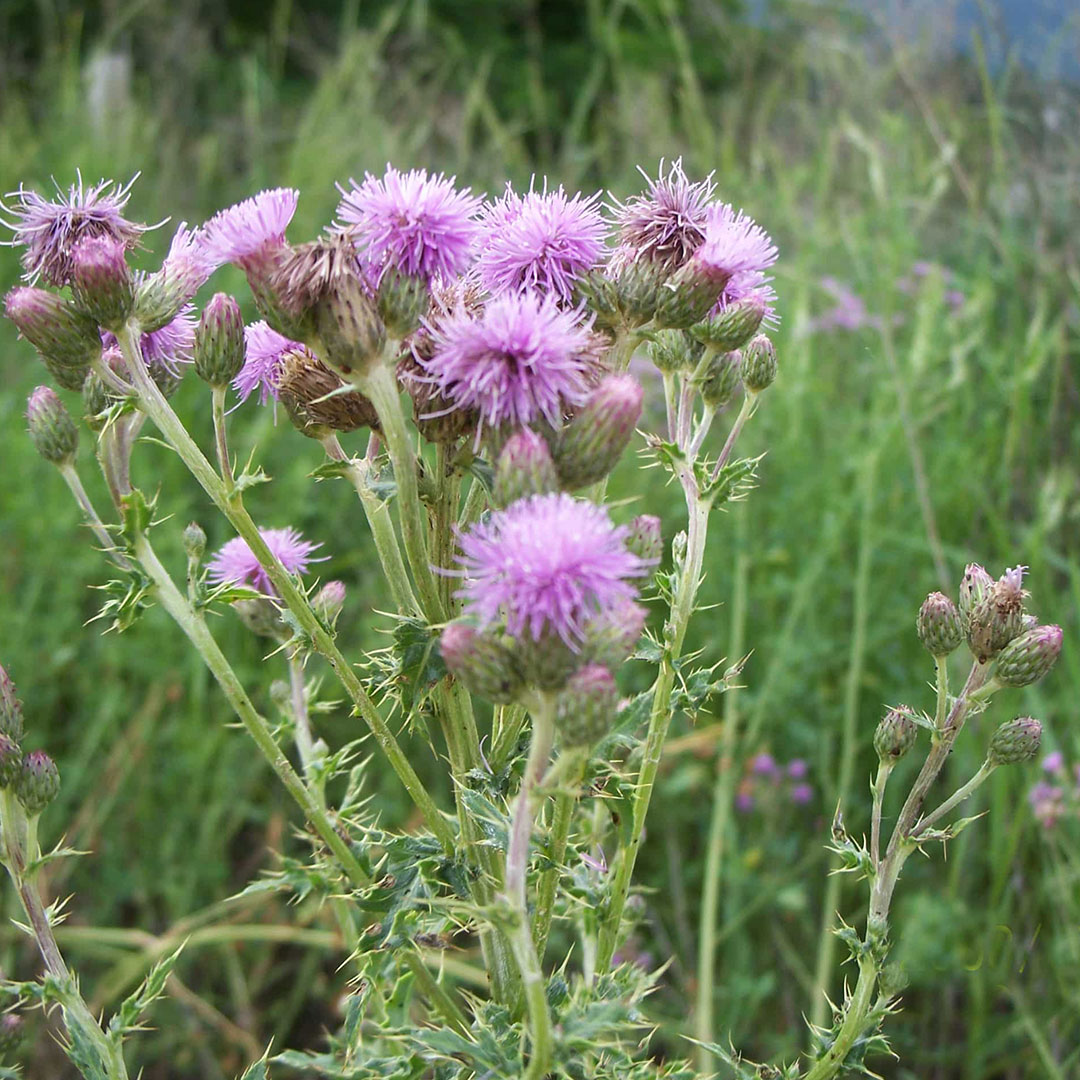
[
  {"left": 477, "top": 183, "right": 608, "bottom": 303},
  {"left": 2, "top": 173, "right": 147, "bottom": 286},
  {"left": 199, "top": 188, "right": 299, "bottom": 268},
  {"left": 161, "top": 221, "right": 219, "bottom": 292},
  {"left": 695, "top": 202, "right": 778, "bottom": 282},
  {"left": 335, "top": 165, "right": 482, "bottom": 284},
  {"left": 207, "top": 527, "right": 325, "bottom": 596},
  {"left": 234, "top": 321, "right": 307, "bottom": 405},
  {"left": 101, "top": 305, "right": 197, "bottom": 378},
  {"left": 714, "top": 269, "right": 779, "bottom": 330},
  {"left": 453, "top": 493, "right": 648, "bottom": 647},
  {"left": 612, "top": 158, "right": 716, "bottom": 271},
  {"left": 420, "top": 290, "right": 596, "bottom": 435}
]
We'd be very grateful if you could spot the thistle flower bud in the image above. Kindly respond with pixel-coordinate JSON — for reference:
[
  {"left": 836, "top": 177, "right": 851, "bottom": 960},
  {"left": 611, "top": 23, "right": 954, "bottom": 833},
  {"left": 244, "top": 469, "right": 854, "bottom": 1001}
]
[
  {"left": 654, "top": 261, "right": 729, "bottom": 330},
  {"left": 376, "top": 269, "right": 429, "bottom": 338},
  {"left": 397, "top": 351, "right": 478, "bottom": 445},
  {"left": 233, "top": 598, "right": 286, "bottom": 639},
  {"left": 958, "top": 563, "right": 993, "bottom": 627},
  {"left": 612, "top": 259, "right": 668, "bottom": 327},
  {"left": 556, "top": 664, "right": 619, "bottom": 747},
  {"left": 493, "top": 430, "right": 559, "bottom": 508},
  {"left": 82, "top": 371, "right": 113, "bottom": 428},
  {"left": 0, "top": 667, "right": 23, "bottom": 742},
  {"left": 739, "top": 334, "right": 777, "bottom": 393},
  {"left": 874, "top": 706, "right": 918, "bottom": 763},
  {"left": 26, "top": 386, "right": 78, "bottom": 465},
  {"left": 0, "top": 735, "right": 22, "bottom": 789},
  {"left": 967, "top": 566, "right": 1026, "bottom": 662},
  {"left": 4, "top": 287, "right": 101, "bottom": 383},
  {"left": 991, "top": 624, "right": 1063, "bottom": 687},
  {"left": 277, "top": 350, "right": 379, "bottom": 437},
  {"left": 15, "top": 750, "right": 59, "bottom": 815},
  {"left": 690, "top": 296, "right": 766, "bottom": 353},
  {"left": 646, "top": 328, "right": 699, "bottom": 373},
  {"left": 0, "top": 1013, "right": 24, "bottom": 1055},
  {"left": 69, "top": 235, "right": 134, "bottom": 330},
  {"left": 698, "top": 350, "right": 742, "bottom": 409},
  {"left": 440, "top": 623, "right": 523, "bottom": 704},
  {"left": 515, "top": 630, "right": 584, "bottom": 692},
  {"left": 182, "top": 521, "right": 207, "bottom": 562},
  {"left": 313, "top": 580, "right": 346, "bottom": 626},
  {"left": 917, "top": 592, "right": 963, "bottom": 656},
  {"left": 583, "top": 598, "right": 648, "bottom": 669},
  {"left": 194, "top": 293, "right": 245, "bottom": 387},
  {"left": 553, "top": 374, "right": 644, "bottom": 490},
  {"left": 575, "top": 269, "right": 621, "bottom": 330},
  {"left": 625, "top": 515, "right": 662, "bottom": 564},
  {"left": 988, "top": 716, "right": 1042, "bottom": 766}
]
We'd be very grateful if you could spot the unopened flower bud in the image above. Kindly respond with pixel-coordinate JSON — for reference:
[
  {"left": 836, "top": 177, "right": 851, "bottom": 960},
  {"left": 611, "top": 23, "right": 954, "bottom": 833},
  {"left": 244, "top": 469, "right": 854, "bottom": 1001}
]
[
  {"left": 625, "top": 515, "right": 662, "bottom": 564},
  {"left": 698, "top": 350, "right": 742, "bottom": 409},
  {"left": 277, "top": 350, "right": 379, "bottom": 437},
  {"left": 317, "top": 280, "right": 385, "bottom": 377},
  {"left": 556, "top": 664, "right": 619, "bottom": 747},
  {"left": 493, "top": 430, "right": 559, "bottom": 507},
  {"left": 26, "top": 386, "right": 78, "bottom": 465},
  {"left": 992, "top": 624, "right": 1062, "bottom": 687},
  {"left": 194, "top": 293, "right": 245, "bottom": 387},
  {"left": 4, "top": 287, "right": 101, "bottom": 383},
  {"left": 313, "top": 580, "right": 346, "bottom": 626},
  {"left": 574, "top": 270, "right": 621, "bottom": 330},
  {"left": 646, "top": 329, "right": 698, "bottom": 373},
  {"left": 958, "top": 563, "right": 993, "bottom": 626},
  {"left": 967, "top": 565, "right": 1026, "bottom": 662},
  {"left": 874, "top": 706, "right": 919, "bottom": 763},
  {"left": 690, "top": 296, "right": 766, "bottom": 352},
  {"left": 0, "top": 736, "right": 22, "bottom": 789},
  {"left": 739, "top": 334, "right": 777, "bottom": 393},
  {"left": 988, "top": 716, "right": 1042, "bottom": 766},
  {"left": 583, "top": 598, "right": 648, "bottom": 669},
  {"left": 70, "top": 235, "right": 134, "bottom": 330},
  {"left": 0, "top": 667, "right": 22, "bottom": 742},
  {"left": 440, "top": 623, "right": 523, "bottom": 704},
  {"left": 654, "top": 260, "right": 729, "bottom": 329},
  {"left": 376, "top": 269, "right": 429, "bottom": 338},
  {"left": 917, "top": 592, "right": 963, "bottom": 656},
  {"left": 183, "top": 522, "right": 207, "bottom": 562},
  {"left": 15, "top": 750, "right": 59, "bottom": 815},
  {"left": 553, "top": 374, "right": 644, "bottom": 490},
  {"left": 397, "top": 352, "right": 477, "bottom": 445},
  {"left": 0, "top": 1012, "right": 24, "bottom": 1055},
  {"left": 612, "top": 260, "right": 668, "bottom": 327},
  {"left": 515, "top": 630, "right": 582, "bottom": 692},
  {"left": 232, "top": 598, "right": 285, "bottom": 638}
]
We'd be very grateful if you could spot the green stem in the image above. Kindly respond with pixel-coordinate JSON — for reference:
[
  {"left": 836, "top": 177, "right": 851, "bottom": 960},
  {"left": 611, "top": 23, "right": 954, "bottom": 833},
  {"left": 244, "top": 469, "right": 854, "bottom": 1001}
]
[
  {"left": 711, "top": 393, "right": 757, "bottom": 481},
  {"left": 913, "top": 760, "right": 996, "bottom": 837},
  {"left": 211, "top": 385, "right": 234, "bottom": 488},
  {"left": 355, "top": 361, "right": 445, "bottom": 621},
  {"left": 402, "top": 949, "right": 471, "bottom": 1037},
  {"left": 694, "top": 533, "right": 748, "bottom": 1067},
  {"left": 58, "top": 463, "right": 132, "bottom": 571},
  {"left": 803, "top": 954, "right": 878, "bottom": 1080},
  {"left": 870, "top": 762, "right": 893, "bottom": 868},
  {"left": 933, "top": 654, "right": 950, "bottom": 733},
  {"left": 532, "top": 749, "right": 587, "bottom": 962},
  {"left": 505, "top": 697, "right": 557, "bottom": 1080},
  {"left": 1, "top": 791, "right": 130, "bottom": 1080},
  {"left": 321, "top": 434, "right": 418, "bottom": 617},
  {"left": 132, "top": 531, "right": 369, "bottom": 892},
  {"left": 113, "top": 322, "right": 453, "bottom": 853},
  {"left": 458, "top": 475, "right": 489, "bottom": 529}
]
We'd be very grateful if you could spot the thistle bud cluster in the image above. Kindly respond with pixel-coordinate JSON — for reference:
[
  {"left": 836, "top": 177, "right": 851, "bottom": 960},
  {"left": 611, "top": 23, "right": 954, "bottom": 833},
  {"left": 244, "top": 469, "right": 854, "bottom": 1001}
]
[{"left": 0, "top": 665, "right": 60, "bottom": 816}]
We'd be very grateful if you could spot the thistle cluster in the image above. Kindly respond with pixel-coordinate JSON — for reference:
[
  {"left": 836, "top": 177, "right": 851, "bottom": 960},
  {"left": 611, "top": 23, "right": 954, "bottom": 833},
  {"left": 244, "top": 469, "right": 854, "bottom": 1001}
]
[{"left": 0, "top": 666, "right": 60, "bottom": 816}]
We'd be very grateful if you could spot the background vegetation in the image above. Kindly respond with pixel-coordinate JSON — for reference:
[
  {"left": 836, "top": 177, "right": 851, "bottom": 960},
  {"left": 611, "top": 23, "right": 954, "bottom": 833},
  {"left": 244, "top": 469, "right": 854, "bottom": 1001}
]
[{"left": 1, "top": 1, "right": 1078, "bottom": 1076}]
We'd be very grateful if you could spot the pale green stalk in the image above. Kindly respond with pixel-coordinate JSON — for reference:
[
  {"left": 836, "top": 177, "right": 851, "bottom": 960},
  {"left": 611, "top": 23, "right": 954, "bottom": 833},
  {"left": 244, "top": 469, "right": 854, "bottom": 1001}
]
[
  {"left": 914, "top": 760, "right": 996, "bottom": 836},
  {"left": 402, "top": 949, "right": 471, "bottom": 1037},
  {"left": 110, "top": 322, "right": 453, "bottom": 852},
  {"left": 1, "top": 790, "right": 130, "bottom": 1079},
  {"left": 211, "top": 385, "right": 234, "bottom": 488},
  {"left": 58, "top": 463, "right": 132, "bottom": 571},
  {"left": 869, "top": 762, "right": 893, "bottom": 868}
]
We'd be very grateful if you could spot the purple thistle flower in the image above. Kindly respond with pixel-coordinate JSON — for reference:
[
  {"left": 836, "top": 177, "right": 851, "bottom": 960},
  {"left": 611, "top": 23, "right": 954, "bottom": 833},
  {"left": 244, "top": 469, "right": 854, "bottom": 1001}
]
[
  {"left": 234, "top": 321, "right": 307, "bottom": 405},
  {"left": 476, "top": 183, "right": 608, "bottom": 303},
  {"left": 735, "top": 786, "right": 755, "bottom": 813},
  {"left": 159, "top": 221, "right": 219, "bottom": 295},
  {"left": 199, "top": 188, "right": 298, "bottom": 268},
  {"left": 787, "top": 758, "right": 809, "bottom": 779},
  {"left": 750, "top": 752, "right": 779, "bottom": 778},
  {"left": 453, "top": 493, "right": 647, "bottom": 646},
  {"left": 1, "top": 173, "right": 147, "bottom": 287},
  {"left": 1042, "top": 751, "right": 1065, "bottom": 775},
  {"left": 100, "top": 305, "right": 197, "bottom": 377},
  {"left": 420, "top": 290, "right": 596, "bottom": 434},
  {"left": 335, "top": 165, "right": 482, "bottom": 284},
  {"left": 789, "top": 782, "right": 814, "bottom": 806},
  {"left": 207, "top": 527, "right": 325, "bottom": 596},
  {"left": 611, "top": 158, "right": 715, "bottom": 271},
  {"left": 695, "top": 202, "right": 777, "bottom": 282},
  {"left": 715, "top": 269, "right": 779, "bottom": 330}
]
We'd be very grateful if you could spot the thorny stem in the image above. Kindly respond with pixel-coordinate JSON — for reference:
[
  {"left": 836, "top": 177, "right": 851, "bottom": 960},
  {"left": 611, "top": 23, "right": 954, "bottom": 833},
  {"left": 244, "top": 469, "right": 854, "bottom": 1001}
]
[
  {"left": 1, "top": 790, "right": 131, "bottom": 1079},
  {"left": 711, "top": 392, "right": 757, "bottom": 481},
  {"left": 211, "top": 385, "right": 234, "bottom": 488},
  {"left": 401, "top": 949, "right": 471, "bottom": 1037},
  {"left": 505, "top": 696, "right": 557, "bottom": 1080},
  {"left": 914, "top": 760, "right": 996, "bottom": 836},
  {"left": 287, "top": 651, "right": 318, "bottom": 792},
  {"left": 321, "top": 434, "right": 418, "bottom": 616},
  {"left": 870, "top": 762, "right": 893, "bottom": 868},
  {"left": 58, "top": 463, "right": 132, "bottom": 570},
  {"left": 132, "top": 531, "right": 370, "bottom": 892},
  {"left": 113, "top": 321, "right": 454, "bottom": 853}
]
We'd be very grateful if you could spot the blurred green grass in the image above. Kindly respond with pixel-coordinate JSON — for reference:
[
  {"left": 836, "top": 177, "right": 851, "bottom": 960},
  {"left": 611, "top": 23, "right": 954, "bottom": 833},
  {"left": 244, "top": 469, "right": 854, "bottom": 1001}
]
[{"left": 1, "top": 1, "right": 1079, "bottom": 1076}]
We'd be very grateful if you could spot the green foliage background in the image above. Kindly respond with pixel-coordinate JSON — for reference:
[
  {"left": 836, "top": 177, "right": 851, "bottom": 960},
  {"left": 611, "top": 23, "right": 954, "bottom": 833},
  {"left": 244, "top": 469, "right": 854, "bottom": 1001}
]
[{"left": 1, "top": 1, "right": 1078, "bottom": 1076}]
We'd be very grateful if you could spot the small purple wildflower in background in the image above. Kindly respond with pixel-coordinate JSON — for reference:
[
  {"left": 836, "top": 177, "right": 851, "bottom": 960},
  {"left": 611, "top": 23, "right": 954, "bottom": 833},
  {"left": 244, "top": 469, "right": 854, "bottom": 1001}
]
[
  {"left": 1028, "top": 780, "right": 1065, "bottom": 830},
  {"left": 420, "top": 290, "right": 596, "bottom": 434},
  {"left": 101, "top": 305, "right": 197, "bottom": 376},
  {"left": 611, "top": 158, "right": 715, "bottom": 271},
  {"left": 335, "top": 165, "right": 481, "bottom": 284},
  {"left": 208, "top": 527, "right": 324, "bottom": 596},
  {"left": 453, "top": 493, "right": 648, "bottom": 646},
  {"left": 790, "top": 782, "right": 814, "bottom": 806},
  {"left": 1043, "top": 751, "right": 1065, "bottom": 775},
  {"left": 200, "top": 188, "right": 299, "bottom": 268},
  {"left": 1, "top": 173, "right": 146, "bottom": 286},
  {"left": 477, "top": 184, "right": 608, "bottom": 303},
  {"left": 897, "top": 260, "right": 965, "bottom": 311},
  {"left": 750, "top": 752, "right": 779, "bottom": 778},
  {"left": 787, "top": 759, "right": 809, "bottom": 779},
  {"left": 234, "top": 321, "right": 306, "bottom": 405},
  {"left": 735, "top": 784, "right": 755, "bottom": 813}
]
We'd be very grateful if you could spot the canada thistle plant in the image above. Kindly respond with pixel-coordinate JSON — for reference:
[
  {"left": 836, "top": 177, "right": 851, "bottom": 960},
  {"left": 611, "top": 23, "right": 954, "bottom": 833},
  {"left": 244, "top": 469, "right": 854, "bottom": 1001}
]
[{"left": 0, "top": 162, "right": 1061, "bottom": 1080}]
